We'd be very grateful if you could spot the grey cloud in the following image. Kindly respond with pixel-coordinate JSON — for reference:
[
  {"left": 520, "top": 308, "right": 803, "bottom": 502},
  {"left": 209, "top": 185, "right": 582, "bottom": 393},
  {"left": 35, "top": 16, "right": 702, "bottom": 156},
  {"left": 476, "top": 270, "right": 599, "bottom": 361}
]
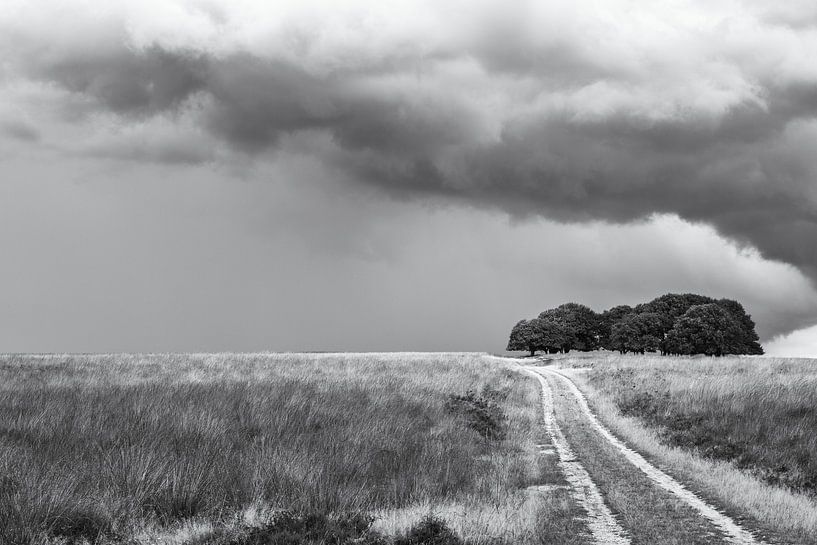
[
  {"left": 31, "top": 45, "right": 208, "bottom": 116},
  {"left": 83, "top": 136, "right": 214, "bottom": 165},
  {"left": 1, "top": 119, "right": 39, "bottom": 141},
  {"left": 202, "top": 55, "right": 479, "bottom": 158},
  {"left": 202, "top": 57, "right": 341, "bottom": 151}
]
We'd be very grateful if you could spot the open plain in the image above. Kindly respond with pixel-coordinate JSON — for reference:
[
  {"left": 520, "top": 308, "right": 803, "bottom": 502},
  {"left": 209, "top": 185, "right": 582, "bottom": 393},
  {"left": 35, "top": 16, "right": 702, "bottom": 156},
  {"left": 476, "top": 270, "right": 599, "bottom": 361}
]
[{"left": 2, "top": 352, "right": 817, "bottom": 544}]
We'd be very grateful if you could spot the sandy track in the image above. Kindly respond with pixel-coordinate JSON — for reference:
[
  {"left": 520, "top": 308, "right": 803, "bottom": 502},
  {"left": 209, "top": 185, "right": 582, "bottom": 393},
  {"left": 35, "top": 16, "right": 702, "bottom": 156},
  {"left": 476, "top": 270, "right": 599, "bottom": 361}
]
[
  {"left": 521, "top": 367, "right": 631, "bottom": 544},
  {"left": 529, "top": 365, "right": 765, "bottom": 545}
]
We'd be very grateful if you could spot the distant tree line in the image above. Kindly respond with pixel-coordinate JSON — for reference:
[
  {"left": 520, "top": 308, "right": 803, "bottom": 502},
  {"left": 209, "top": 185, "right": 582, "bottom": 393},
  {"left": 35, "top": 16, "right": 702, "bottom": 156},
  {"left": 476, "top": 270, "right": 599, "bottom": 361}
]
[{"left": 506, "top": 293, "right": 763, "bottom": 357}]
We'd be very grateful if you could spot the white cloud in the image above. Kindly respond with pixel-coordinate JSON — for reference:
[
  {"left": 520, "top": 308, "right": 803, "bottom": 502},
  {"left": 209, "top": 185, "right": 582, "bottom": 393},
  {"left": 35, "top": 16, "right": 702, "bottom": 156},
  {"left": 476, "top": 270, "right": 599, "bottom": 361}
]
[{"left": 765, "top": 325, "right": 817, "bottom": 358}]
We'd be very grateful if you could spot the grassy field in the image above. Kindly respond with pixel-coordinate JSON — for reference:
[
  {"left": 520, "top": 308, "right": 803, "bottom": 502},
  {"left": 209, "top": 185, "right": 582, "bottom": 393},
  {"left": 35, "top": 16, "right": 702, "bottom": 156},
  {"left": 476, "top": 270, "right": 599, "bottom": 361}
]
[
  {"left": 0, "top": 352, "right": 585, "bottom": 545},
  {"left": 552, "top": 352, "right": 817, "bottom": 543}
]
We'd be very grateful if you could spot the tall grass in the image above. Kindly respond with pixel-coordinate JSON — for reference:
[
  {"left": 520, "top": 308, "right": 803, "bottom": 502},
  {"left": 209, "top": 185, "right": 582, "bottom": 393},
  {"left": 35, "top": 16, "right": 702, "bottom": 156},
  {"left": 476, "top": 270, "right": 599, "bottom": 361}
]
[
  {"left": 0, "top": 353, "right": 555, "bottom": 544},
  {"left": 568, "top": 355, "right": 817, "bottom": 494}
]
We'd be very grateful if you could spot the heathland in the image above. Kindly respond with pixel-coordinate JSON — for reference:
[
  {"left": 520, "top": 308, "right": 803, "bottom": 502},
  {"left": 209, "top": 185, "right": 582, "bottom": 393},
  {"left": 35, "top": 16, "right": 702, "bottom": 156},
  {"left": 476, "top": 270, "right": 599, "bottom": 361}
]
[{"left": 0, "top": 353, "right": 586, "bottom": 545}]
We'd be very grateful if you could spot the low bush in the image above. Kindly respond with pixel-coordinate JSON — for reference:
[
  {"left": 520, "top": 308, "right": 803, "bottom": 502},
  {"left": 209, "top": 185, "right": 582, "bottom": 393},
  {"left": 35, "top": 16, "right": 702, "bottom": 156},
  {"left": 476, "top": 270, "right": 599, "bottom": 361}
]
[
  {"left": 48, "top": 506, "right": 113, "bottom": 544},
  {"left": 196, "top": 512, "right": 464, "bottom": 545},
  {"left": 394, "top": 515, "right": 462, "bottom": 545},
  {"left": 445, "top": 387, "right": 507, "bottom": 440},
  {"left": 214, "top": 511, "right": 385, "bottom": 545}
]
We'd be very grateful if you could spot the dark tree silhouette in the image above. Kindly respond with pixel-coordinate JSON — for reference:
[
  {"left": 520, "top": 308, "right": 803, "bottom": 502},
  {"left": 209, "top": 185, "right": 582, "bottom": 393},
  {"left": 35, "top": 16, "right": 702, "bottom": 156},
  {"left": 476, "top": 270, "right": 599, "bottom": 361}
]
[
  {"left": 609, "top": 312, "right": 665, "bottom": 354},
  {"left": 635, "top": 293, "right": 715, "bottom": 337},
  {"left": 539, "top": 303, "right": 599, "bottom": 351},
  {"left": 536, "top": 316, "right": 573, "bottom": 353},
  {"left": 506, "top": 318, "right": 572, "bottom": 355},
  {"left": 663, "top": 304, "right": 747, "bottom": 356},
  {"left": 506, "top": 320, "right": 540, "bottom": 356},
  {"left": 598, "top": 305, "right": 633, "bottom": 349},
  {"left": 716, "top": 298, "right": 764, "bottom": 355}
]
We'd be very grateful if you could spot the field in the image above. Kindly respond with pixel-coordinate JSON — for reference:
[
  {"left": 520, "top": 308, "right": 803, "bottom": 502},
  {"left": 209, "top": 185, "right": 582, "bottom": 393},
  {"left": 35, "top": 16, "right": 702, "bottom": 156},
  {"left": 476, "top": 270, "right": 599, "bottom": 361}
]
[
  {"left": 6, "top": 351, "right": 817, "bottom": 545},
  {"left": 0, "top": 353, "right": 586, "bottom": 545},
  {"left": 554, "top": 352, "right": 817, "bottom": 542}
]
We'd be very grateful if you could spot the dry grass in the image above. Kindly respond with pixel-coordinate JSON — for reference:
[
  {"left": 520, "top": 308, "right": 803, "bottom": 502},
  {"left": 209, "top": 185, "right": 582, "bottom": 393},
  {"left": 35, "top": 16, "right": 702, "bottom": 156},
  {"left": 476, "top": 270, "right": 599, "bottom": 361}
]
[
  {"left": 551, "top": 352, "right": 817, "bottom": 544},
  {"left": 0, "top": 352, "right": 581, "bottom": 544}
]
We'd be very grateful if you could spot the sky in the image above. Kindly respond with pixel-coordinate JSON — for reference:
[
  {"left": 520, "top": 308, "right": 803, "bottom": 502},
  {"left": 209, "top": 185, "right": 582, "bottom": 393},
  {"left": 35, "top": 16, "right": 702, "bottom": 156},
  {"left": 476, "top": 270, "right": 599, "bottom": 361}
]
[{"left": 1, "top": 0, "right": 817, "bottom": 354}]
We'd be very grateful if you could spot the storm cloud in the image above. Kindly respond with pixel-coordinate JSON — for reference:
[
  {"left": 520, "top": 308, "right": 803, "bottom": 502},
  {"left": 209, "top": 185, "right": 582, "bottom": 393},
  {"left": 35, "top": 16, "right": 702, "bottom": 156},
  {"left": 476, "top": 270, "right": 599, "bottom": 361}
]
[
  {"left": 6, "top": 0, "right": 815, "bottom": 281},
  {"left": 1, "top": 0, "right": 817, "bottom": 351}
]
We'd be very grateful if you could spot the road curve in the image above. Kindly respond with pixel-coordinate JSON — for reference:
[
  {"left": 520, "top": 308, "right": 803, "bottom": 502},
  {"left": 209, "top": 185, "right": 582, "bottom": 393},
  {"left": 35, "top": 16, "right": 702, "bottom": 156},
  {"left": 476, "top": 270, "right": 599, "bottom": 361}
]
[
  {"left": 520, "top": 367, "right": 631, "bottom": 544},
  {"left": 528, "top": 365, "right": 766, "bottom": 545}
]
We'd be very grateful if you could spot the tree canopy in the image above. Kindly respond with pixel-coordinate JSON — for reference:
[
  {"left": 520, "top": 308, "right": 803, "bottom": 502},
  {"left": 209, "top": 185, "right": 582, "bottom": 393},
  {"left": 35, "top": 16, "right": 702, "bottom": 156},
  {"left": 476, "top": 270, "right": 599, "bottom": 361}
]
[
  {"left": 663, "top": 304, "right": 747, "bottom": 356},
  {"left": 634, "top": 293, "right": 718, "bottom": 337},
  {"left": 539, "top": 303, "right": 599, "bottom": 351},
  {"left": 598, "top": 305, "right": 633, "bottom": 349},
  {"left": 609, "top": 312, "right": 664, "bottom": 354},
  {"left": 506, "top": 317, "right": 571, "bottom": 355},
  {"left": 506, "top": 320, "right": 538, "bottom": 356}
]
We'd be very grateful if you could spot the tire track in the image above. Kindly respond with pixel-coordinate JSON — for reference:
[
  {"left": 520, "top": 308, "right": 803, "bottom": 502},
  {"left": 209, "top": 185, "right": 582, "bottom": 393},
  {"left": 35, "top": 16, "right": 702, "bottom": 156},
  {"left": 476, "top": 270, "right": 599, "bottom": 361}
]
[
  {"left": 530, "top": 365, "right": 765, "bottom": 545},
  {"left": 520, "top": 367, "right": 631, "bottom": 544}
]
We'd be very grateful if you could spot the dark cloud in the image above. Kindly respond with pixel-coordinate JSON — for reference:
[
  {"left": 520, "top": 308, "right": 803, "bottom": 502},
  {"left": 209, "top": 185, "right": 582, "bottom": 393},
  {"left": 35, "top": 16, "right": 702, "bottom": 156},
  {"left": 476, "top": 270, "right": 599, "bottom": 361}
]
[
  {"left": 25, "top": 43, "right": 208, "bottom": 116},
  {"left": 200, "top": 54, "right": 480, "bottom": 159},
  {"left": 202, "top": 57, "right": 341, "bottom": 151}
]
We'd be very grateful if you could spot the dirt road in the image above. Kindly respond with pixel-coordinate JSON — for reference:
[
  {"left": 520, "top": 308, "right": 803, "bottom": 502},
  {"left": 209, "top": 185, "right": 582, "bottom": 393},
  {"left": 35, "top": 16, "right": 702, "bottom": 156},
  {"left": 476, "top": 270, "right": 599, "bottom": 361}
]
[{"left": 522, "top": 364, "right": 769, "bottom": 545}]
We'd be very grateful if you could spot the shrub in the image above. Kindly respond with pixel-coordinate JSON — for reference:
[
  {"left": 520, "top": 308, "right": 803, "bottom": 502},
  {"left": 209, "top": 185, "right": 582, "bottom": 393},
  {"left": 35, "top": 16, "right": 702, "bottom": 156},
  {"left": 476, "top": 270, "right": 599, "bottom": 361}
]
[
  {"left": 478, "top": 383, "right": 509, "bottom": 403},
  {"left": 48, "top": 505, "right": 113, "bottom": 544},
  {"left": 394, "top": 515, "right": 462, "bottom": 545},
  {"left": 445, "top": 390, "right": 506, "bottom": 440},
  {"left": 211, "top": 510, "right": 385, "bottom": 545}
]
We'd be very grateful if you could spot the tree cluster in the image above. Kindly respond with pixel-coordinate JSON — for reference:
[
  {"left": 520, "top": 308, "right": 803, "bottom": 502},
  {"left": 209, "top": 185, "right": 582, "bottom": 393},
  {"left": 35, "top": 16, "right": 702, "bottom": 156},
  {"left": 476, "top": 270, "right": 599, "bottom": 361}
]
[{"left": 507, "top": 293, "right": 764, "bottom": 357}]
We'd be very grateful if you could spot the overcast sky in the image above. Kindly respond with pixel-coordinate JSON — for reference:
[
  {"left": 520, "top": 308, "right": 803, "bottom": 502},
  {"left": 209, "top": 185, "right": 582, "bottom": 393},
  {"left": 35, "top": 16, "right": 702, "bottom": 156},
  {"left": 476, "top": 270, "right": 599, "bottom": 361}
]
[{"left": 1, "top": 0, "right": 817, "bottom": 354}]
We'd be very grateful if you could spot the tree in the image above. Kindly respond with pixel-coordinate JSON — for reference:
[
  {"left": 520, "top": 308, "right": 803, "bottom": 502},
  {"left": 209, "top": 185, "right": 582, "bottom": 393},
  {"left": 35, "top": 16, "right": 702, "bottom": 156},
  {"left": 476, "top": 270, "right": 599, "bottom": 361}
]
[
  {"left": 635, "top": 293, "right": 715, "bottom": 337},
  {"left": 598, "top": 305, "right": 633, "bottom": 349},
  {"left": 716, "top": 298, "right": 764, "bottom": 355},
  {"left": 536, "top": 316, "right": 572, "bottom": 353},
  {"left": 609, "top": 318, "right": 639, "bottom": 354},
  {"left": 663, "top": 304, "right": 746, "bottom": 356},
  {"left": 609, "top": 312, "right": 664, "bottom": 354},
  {"left": 539, "top": 303, "right": 599, "bottom": 351},
  {"left": 506, "top": 318, "right": 571, "bottom": 355},
  {"left": 506, "top": 320, "right": 540, "bottom": 356}
]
